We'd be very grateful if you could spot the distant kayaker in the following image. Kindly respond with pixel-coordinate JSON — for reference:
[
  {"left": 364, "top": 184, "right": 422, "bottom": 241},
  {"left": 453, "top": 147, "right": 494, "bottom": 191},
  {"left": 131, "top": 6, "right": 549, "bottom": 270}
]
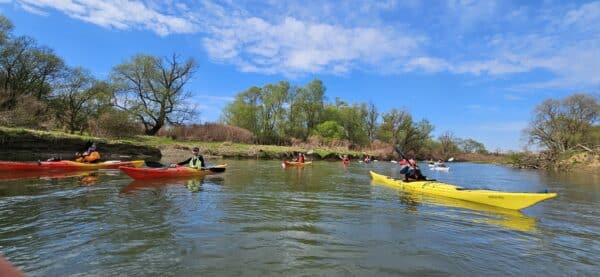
[
  {"left": 75, "top": 143, "right": 101, "bottom": 163},
  {"left": 175, "top": 147, "right": 206, "bottom": 169},
  {"left": 364, "top": 155, "right": 371, "bottom": 163},
  {"left": 342, "top": 155, "right": 350, "bottom": 164},
  {"left": 298, "top": 153, "right": 305, "bottom": 163}
]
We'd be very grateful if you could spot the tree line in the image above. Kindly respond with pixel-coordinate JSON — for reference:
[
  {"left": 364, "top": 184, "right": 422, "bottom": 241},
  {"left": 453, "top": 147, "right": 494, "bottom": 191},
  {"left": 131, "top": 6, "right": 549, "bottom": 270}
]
[
  {"left": 4, "top": 15, "right": 593, "bottom": 159},
  {"left": 0, "top": 15, "right": 195, "bottom": 137},
  {"left": 223, "top": 79, "right": 489, "bottom": 157}
]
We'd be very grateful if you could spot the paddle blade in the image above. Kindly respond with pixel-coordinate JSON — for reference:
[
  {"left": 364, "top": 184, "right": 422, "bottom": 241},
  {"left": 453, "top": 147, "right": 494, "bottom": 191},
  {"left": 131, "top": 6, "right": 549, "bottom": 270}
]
[
  {"left": 209, "top": 167, "right": 226, "bottom": 173},
  {"left": 393, "top": 146, "right": 406, "bottom": 159}
]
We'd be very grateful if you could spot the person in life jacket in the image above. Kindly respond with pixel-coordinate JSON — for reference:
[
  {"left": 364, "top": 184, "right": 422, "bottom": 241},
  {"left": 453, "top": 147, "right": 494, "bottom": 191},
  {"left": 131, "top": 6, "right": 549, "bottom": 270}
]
[
  {"left": 342, "top": 155, "right": 350, "bottom": 164},
  {"left": 75, "top": 143, "right": 101, "bottom": 163},
  {"left": 298, "top": 153, "right": 305, "bottom": 163},
  {"left": 400, "top": 158, "right": 426, "bottom": 181},
  {"left": 176, "top": 147, "right": 206, "bottom": 169}
]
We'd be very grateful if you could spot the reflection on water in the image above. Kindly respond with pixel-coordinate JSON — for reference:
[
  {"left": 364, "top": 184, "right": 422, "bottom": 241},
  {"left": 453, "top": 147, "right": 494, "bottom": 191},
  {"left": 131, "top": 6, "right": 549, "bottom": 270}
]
[
  {"left": 120, "top": 178, "right": 205, "bottom": 193},
  {"left": 391, "top": 189, "right": 537, "bottom": 232},
  {"left": 0, "top": 160, "right": 598, "bottom": 276}
]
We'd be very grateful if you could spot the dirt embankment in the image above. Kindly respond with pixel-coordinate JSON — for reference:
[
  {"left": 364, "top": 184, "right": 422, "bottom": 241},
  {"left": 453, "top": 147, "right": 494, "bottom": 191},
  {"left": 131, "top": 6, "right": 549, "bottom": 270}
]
[
  {"left": 0, "top": 129, "right": 161, "bottom": 161},
  {"left": 507, "top": 150, "right": 600, "bottom": 172},
  {"left": 556, "top": 152, "right": 600, "bottom": 173}
]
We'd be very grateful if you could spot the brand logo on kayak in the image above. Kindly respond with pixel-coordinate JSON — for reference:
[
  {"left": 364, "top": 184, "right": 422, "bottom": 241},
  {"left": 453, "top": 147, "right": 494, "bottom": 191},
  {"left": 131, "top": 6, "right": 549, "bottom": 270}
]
[{"left": 488, "top": 195, "right": 504, "bottom": 199}]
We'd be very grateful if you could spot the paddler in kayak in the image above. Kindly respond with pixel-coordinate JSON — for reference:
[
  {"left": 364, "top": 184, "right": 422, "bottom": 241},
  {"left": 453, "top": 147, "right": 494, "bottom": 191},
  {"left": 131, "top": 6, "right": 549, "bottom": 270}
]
[
  {"left": 342, "top": 155, "right": 350, "bottom": 164},
  {"left": 399, "top": 158, "right": 426, "bottom": 181},
  {"left": 75, "top": 143, "right": 101, "bottom": 163},
  {"left": 298, "top": 153, "right": 305, "bottom": 163},
  {"left": 173, "top": 147, "right": 206, "bottom": 169}
]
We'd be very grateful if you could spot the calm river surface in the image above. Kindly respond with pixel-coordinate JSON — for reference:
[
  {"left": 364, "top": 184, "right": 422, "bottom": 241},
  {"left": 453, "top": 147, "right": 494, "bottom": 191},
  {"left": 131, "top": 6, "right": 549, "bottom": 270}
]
[{"left": 0, "top": 160, "right": 598, "bottom": 276}]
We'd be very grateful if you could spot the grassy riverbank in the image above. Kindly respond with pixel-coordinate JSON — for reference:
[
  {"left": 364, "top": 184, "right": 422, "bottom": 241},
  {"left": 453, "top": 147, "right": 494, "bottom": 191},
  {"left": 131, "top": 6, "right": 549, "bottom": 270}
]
[{"left": 0, "top": 127, "right": 374, "bottom": 161}]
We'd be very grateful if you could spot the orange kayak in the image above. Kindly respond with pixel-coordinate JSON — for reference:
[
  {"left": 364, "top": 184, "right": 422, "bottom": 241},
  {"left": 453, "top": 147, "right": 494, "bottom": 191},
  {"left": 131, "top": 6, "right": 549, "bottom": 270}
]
[
  {"left": 282, "top": 161, "right": 312, "bottom": 167},
  {"left": 120, "top": 164, "right": 227, "bottom": 180},
  {"left": 0, "top": 160, "right": 144, "bottom": 171}
]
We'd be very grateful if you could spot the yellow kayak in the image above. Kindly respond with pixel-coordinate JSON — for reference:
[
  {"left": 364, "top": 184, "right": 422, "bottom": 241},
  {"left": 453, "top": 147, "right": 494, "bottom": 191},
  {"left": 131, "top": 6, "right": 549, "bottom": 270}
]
[
  {"left": 282, "top": 161, "right": 312, "bottom": 167},
  {"left": 369, "top": 171, "right": 556, "bottom": 210}
]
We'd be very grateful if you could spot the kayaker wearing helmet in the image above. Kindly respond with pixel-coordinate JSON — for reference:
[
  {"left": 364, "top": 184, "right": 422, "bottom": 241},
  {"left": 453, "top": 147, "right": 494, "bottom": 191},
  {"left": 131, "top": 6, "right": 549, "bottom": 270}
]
[
  {"left": 175, "top": 147, "right": 206, "bottom": 169},
  {"left": 75, "top": 143, "right": 101, "bottom": 163}
]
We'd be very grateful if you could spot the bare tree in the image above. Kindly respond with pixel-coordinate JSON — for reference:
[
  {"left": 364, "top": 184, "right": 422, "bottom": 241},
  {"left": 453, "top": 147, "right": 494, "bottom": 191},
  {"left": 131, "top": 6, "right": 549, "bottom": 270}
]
[{"left": 111, "top": 54, "right": 197, "bottom": 135}]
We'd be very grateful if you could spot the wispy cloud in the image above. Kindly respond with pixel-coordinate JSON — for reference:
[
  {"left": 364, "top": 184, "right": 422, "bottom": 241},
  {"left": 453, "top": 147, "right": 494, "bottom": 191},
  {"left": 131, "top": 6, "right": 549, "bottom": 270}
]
[
  {"left": 18, "top": 2, "right": 48, "bottom": 16},
  {"left": 16, "top": 0, "right": 196, "bottom": 36},
  {"left": 6, "top": 0, "right": 600, "bottom": 89},
  {"left": 202, "top": 16, "right": 423, "bottom": 76}
]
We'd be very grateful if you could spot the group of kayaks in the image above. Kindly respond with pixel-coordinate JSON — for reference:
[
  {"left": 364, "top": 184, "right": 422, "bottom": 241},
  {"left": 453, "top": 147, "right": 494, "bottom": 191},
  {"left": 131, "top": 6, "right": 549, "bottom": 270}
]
[
  {"left": 0, "top": 159, "right": 557, "bottom": 211},
  {"left": 0, "top": 160, "right": 228, "bottom": 181}
]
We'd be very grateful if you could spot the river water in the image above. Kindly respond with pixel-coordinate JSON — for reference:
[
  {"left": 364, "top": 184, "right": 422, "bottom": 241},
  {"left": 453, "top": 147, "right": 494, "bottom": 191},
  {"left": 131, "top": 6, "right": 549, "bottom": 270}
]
[{"left": 0, "top": 160, "right": 598, "bottom": 276}]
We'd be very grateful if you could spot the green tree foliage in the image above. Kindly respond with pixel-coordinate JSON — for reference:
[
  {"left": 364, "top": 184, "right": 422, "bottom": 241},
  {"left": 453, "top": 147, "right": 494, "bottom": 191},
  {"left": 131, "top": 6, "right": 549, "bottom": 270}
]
[
  {"left": 313, "top": 120, "right": 345, "bottom": 141},
  {"left": 525, "top": 93, "right": 599, "bottom": 154},
  {"left": 0, "top": 28, "right": 64, "bottom": 110},
  {"left": 89, "top": 108, "right": 141, "bottom": 138},
  {"left": 438, "top": 131, "right": 459, "bottom": 157},
  {"left": 223, "top": 86, "right": 260, "bottom": 135},
  {"left": 288, "top": 79, "right": 325, "bottom": 139},
  {"left": 0, "top": 15, "right": 13, "bottom": 44},
  {"left": 338, "top": 103, "right": 369, "bottom": 146},
  {"left": 51, "top": 67, "right": 108, "bottom": 134},
  {"left": 257, "top": 81, "right": 290, "bottom": 144},
  {"left": 364, "top": 102, "right": 379, "bottom": 141},
  {"left": 111, "top": 54, "right": 197, "bottom": 135},
  {"left": 377, "top": 109, "right": 433, "bottom": 153},
  {"left": 458, "top": 138, "right": 488, "bottom": 154}
]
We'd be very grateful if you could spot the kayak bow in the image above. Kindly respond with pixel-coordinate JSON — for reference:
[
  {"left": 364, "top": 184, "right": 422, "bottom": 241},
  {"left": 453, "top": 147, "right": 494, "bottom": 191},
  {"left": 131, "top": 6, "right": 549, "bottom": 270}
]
[{"left": 370, "top": 171, "right": 556, "bottom": 210}]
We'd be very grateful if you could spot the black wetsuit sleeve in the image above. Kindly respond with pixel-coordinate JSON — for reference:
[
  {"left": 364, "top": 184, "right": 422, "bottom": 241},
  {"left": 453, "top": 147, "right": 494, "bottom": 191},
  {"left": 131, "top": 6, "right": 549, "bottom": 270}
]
[
  {"left": 177, "top": 158, "right": 192, "bottom": 166},
  {"left": 200, "top": 155, "right": 206, "bottom": 167}
]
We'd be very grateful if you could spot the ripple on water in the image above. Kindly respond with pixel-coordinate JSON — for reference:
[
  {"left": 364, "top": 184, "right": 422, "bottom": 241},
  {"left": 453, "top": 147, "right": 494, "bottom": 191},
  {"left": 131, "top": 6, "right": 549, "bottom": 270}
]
[{"left": 0, "top": 161, "right": 598, "bottom": 276}]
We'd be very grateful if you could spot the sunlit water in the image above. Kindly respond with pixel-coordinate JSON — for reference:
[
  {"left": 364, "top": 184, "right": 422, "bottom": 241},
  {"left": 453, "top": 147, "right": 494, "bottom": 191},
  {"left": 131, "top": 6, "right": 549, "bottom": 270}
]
[{"left": 0, "top": 160, "right": 598, "bottom": 276}]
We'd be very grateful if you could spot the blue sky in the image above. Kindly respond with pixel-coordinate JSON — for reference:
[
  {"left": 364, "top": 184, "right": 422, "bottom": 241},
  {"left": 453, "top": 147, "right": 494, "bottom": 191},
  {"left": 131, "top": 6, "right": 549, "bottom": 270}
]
[{"left": 1, "top": 0, "right": 598, "bottom": 151}]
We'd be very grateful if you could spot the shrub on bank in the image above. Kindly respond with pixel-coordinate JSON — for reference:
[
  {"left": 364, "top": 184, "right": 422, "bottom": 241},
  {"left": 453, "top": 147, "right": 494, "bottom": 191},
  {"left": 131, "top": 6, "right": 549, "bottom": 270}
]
[
  {"left": 0, "top": 96, "right": 49, "bottom": 129},
  {"left": 159, "top": 123, "right": 255, "bottom": 143},
  {"left": 88, "top": 110, "right": 142, "bottom": 138}
]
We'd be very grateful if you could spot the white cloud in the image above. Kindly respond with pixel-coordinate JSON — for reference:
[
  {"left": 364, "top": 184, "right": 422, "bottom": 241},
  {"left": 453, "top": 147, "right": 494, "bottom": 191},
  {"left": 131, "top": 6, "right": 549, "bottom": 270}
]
[
  {"left": 6, "top": 0, "right": 599, "bottom": 89},
  {"left": 202, "top": 16, "right": 423, "bottom": 76},
  {"left": 16, "top": 0, "right": 197, "bottom": 36},
  {"left": 18, "top": 2, "right": 48, "bottom": 16}
]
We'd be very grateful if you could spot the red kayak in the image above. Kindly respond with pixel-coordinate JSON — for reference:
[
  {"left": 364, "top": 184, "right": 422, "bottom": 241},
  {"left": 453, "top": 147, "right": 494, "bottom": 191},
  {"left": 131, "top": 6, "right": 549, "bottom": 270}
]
[
  {"left": 119, "top": 164, "right": 227, "bottom": 180},
  {"left": 0, "top": 160, "right": 144, "bottom": 171}
]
